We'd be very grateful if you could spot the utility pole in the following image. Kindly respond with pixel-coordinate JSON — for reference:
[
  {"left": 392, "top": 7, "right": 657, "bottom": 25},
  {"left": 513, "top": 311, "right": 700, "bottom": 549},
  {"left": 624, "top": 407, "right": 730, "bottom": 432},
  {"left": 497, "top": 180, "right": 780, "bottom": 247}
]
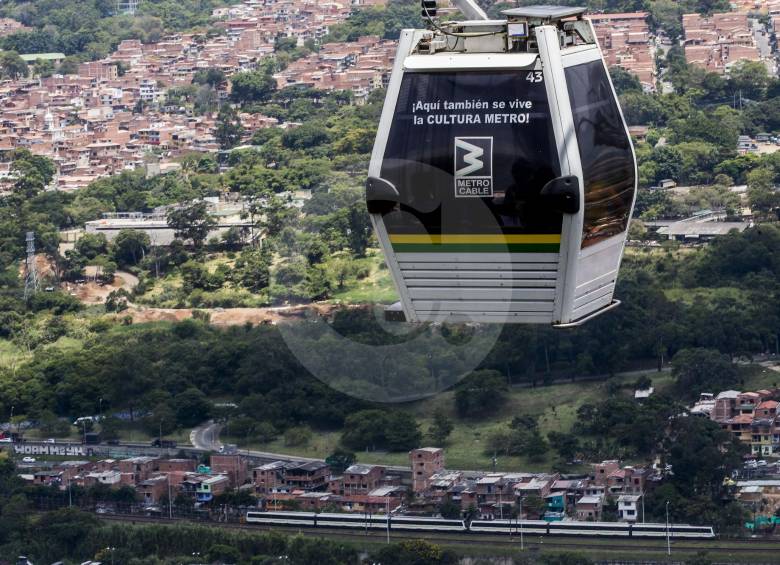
[
  {"left": 23, "top": 231, "right": 39, "bottom": 300},
  {"left": 519, "top": 497, "right": 524, "bottom": 550},
  {"left": 168, "top": 479, "right": 173, "bottom": 519},
  {"left": 666, "top": 500, "right": 671, "bottom": 556},
  {"left": 386, "top": 496, "right": 390, "bottom": 544}
]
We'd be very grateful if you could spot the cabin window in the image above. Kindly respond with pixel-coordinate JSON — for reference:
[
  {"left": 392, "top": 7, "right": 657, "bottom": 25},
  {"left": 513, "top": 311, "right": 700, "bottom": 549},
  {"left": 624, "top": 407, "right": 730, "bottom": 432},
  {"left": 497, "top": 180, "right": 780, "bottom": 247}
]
[
  {"left": 381, "top": 70, "right": 562, "bottom": 243},
  {"left": 565, "top": 61, "right": 636, "bottom": 248}
]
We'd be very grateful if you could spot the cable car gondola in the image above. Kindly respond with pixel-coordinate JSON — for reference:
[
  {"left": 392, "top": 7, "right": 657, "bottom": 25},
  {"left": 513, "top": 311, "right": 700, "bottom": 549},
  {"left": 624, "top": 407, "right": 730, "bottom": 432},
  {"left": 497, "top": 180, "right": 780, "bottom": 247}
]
[{"left": 366, "top": 3, "right": 637, "bottom": 326}]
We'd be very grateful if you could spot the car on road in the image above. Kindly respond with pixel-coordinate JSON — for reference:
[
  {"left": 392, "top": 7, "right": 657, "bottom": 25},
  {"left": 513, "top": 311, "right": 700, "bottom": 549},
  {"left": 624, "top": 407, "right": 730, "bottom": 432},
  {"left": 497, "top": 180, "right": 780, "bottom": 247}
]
[
  {"left": 22, "top": 457, "right": 36, "bottom": 463},
  {"left": 44, "top": 438, "right": 56, "bottom": 444},
  {"left": 151, "top": 439, "right": 177, "bottom": 448}
]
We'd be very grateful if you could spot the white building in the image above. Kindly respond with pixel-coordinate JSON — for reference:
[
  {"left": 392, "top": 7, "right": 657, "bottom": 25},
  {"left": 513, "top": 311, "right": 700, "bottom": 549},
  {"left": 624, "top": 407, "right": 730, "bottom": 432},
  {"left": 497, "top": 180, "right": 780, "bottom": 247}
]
[{"left": 617, "top": 494, "right": 642, "bottom": 522}]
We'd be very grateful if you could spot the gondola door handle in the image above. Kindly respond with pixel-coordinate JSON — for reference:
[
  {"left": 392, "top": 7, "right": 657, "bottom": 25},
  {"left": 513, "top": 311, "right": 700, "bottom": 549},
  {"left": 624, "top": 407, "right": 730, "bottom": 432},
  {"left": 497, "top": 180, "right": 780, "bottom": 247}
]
[{"left": 540, "top": 175, "right": 580, "bottom": 214}]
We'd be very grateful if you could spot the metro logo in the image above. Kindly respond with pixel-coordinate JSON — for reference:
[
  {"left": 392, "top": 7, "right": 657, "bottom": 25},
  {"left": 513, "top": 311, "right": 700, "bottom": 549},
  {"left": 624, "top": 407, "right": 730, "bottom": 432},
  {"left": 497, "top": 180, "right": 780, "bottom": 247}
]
[{"left": 454, "top": 136, "right": 493, "bottom": 197}]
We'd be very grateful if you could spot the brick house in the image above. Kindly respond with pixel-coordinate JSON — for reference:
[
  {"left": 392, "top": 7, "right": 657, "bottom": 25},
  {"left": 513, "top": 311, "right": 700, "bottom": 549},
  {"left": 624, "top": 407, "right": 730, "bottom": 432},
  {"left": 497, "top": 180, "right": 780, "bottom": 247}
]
[
  {"left": 210, "top": 454, "right": 248, "bottom": 487},
  {"left": 283, "top": 461, "right": 330, "bottom": 492},
  {"left": 576, "top": 495, "right": 603, "bottom": 521},
  {"left": 118, "top": 457, "right": 159, "bottom": 483},
  {"left": 410, "top": 447, "right": 444, "bottom": 494},
  {"left": 337, "top": 464, "right": 385, "bottom": 495}
]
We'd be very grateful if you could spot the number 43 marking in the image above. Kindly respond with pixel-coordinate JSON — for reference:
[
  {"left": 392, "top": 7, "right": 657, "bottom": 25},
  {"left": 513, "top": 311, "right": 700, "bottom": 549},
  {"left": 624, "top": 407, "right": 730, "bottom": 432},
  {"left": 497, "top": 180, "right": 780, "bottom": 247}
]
[{"left": 526, "top": 71, "right": 543, "bottom": 83}]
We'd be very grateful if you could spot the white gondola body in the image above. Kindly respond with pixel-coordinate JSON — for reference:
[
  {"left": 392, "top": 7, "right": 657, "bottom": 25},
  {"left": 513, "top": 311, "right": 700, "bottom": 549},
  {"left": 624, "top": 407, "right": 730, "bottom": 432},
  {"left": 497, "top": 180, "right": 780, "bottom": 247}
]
[{"left": 366, "top": 7, "right": 638, "bottom": 326}]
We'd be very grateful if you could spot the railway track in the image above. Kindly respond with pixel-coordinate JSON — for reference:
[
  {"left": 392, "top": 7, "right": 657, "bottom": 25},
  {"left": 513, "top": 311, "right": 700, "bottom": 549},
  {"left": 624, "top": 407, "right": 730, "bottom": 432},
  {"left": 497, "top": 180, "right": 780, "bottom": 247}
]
[{"left": 98, "top": 514, "right": 780, "bottom": 555}]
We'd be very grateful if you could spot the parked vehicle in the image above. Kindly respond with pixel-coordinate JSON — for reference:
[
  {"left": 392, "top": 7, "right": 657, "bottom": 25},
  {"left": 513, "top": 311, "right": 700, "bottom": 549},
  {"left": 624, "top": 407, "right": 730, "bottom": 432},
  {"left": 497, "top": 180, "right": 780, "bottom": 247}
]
[
  {"left": 151, "top": 439, "right": 177, "bottom": 448},
  {"left": 21, "top": 457, "right": 36, "bottom": 463},
  {"left": 83, "top": 432, "right": 101, "bottom": 445},
  {"left": 73, "top": 416, "right": 96, "bottom": 426}
]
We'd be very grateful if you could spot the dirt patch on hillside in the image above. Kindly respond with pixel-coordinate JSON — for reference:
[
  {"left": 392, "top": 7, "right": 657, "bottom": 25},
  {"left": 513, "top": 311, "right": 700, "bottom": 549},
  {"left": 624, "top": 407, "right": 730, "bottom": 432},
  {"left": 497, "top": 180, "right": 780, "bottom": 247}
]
[
  {"left": 62, "top": 270, "right": 139, "bottom": 305},
  {"left": 117, "top": 303, "right": 360, "bottom": 326}
]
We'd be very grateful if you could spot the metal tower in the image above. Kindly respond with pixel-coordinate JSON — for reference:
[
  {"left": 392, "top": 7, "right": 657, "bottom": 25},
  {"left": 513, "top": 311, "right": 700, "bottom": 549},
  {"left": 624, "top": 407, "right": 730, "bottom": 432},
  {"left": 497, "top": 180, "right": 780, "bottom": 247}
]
[
  {"left": 116, "top": 0, "right": 139, "bottom": 16},
  {"left": 23, "top": 231, "right": 39, "bottom": 299}
]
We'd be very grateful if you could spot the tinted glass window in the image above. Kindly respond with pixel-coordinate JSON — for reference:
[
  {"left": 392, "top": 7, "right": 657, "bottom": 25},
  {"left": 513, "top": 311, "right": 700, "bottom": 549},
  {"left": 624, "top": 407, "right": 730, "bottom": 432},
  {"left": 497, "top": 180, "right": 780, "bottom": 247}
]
[
  {"left": 380, "top": 71, "right": 562, "bottom": 246},
  {"left": 565, "top": 60, "right": 635, "bottom": 248}
]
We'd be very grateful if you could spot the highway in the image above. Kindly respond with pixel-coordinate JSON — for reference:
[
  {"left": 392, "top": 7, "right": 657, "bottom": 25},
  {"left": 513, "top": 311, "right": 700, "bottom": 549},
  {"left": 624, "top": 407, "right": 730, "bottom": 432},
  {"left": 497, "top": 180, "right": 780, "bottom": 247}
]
[{"left": 188, "top": 422, "right": 431, "bottom": 474}]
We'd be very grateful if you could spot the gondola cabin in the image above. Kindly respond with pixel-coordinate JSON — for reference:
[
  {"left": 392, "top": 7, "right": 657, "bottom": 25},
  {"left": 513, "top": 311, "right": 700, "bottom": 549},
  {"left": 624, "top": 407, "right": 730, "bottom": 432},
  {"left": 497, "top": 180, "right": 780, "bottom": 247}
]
[{"left": 366, "top": 5, "right": 637, "bottom": 326}]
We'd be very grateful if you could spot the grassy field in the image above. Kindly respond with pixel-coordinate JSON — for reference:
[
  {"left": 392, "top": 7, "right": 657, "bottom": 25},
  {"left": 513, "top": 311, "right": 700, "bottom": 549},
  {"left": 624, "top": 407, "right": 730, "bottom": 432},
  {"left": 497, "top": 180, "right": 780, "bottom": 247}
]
[
  {"left": 0, "top": 339, "right": 29, "bottom": 369},
  {"left": 226, "top": 369, "right": 673, "bottom": 471},
  {"left": 664, "top": 285, "right": 749, "bottom": 304},
  {"left": 328, "top": 249, "right": 397, "bottom": 304}
]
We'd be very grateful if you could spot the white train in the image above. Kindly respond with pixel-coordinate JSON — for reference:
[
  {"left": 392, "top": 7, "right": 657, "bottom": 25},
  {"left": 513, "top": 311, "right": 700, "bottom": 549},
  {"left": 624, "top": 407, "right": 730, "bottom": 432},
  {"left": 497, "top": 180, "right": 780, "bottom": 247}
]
[{"left": 245, "top": 511, "right": 715, "bottom": 539}]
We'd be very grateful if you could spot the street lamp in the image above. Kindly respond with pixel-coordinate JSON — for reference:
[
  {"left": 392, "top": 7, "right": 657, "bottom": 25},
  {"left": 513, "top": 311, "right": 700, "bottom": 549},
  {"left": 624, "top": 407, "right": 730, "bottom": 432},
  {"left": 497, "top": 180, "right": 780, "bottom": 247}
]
[
  {"left": 105, "top": 546, "right": 115, "bottom": 565},
  {"left": 665, "top": 500, "right": 671, "bottom": 556}
]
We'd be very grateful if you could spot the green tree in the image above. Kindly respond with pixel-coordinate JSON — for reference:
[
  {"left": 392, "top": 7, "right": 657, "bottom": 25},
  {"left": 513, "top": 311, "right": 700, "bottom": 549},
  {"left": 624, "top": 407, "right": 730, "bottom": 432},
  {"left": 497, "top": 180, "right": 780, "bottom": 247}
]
[
  {"left": 207, "top": 544, "right": 240, "bottom": 564},
  {"left": 547, "top": 431, "right": 580, "bottom": 462},
  {"left": 234, "top": 247, "right": 271, "bottom": 292},
  {"left": 729, "top": 60, "right": 769, "bottom": 101},
  {"left": 32, "top": 57, "right": 54, "bottom": 78},
  {"left": 454, "top": 370, "right": 507, "bottom": 418},
  {"left": 746, "top": 167, "right": 779, "bottom": 217},
  {"left": 438, "top": 499, "right": 461, "bottom": 519},
  {"left": 75, "top": 232, "right": 108, "bottom": 259},
  {"left": 0, "top": 50, "right": 28, "bottom": 79},
  {"left": 230, "top": 69, "right": 276, "bottom": 104},
  {"left": 11, "top": 149, "right": 55, "bottom": 198},
  {"left": 214, "top": 104, "right": 244, "bottom": 150},
  {"left": 671, "top": 348, "right": 739, "bottom": 399},
  {"left": 385, "top": 411, "right": 422, "bottom": 451},
  {"left": 283, "top": 425, "right": 312, "bottom": 447},
  {"left": 192, "top": 67, "right": 225, "bottom": 87},
  {"left": 174, "top": 387, "right": 211, "bottom": 427},
  {"left": 428, "top": 408, "right": 453, "bottom": 445},
  {"left": 112, "top": 228, "right": 150, "bottom": 266},
  {"left": 609, "top": 66, "right": 642, "bottom": 94},
  {"left": 371, "top": 539, "right": 457, "bottom": 565},
  {"left": 325, "top": 448, "right": 356, "bottom": 474},
  {"left": 166, "top": 201, "right": 217, "bottom": 249}
]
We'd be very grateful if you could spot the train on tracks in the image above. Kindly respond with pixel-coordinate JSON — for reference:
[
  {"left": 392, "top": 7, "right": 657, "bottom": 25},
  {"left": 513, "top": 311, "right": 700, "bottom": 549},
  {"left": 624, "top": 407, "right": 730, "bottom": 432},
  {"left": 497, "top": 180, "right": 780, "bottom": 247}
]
[{"left": 245, "top": 511, "right": 715, "bottom": 539}]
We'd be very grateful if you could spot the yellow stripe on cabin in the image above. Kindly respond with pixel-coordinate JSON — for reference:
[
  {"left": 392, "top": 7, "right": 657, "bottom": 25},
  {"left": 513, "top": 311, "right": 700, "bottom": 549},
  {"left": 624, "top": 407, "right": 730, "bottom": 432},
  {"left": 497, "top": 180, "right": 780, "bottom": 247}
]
[{"left": 388, "top": 234, "right": 562, "bottom": 244}]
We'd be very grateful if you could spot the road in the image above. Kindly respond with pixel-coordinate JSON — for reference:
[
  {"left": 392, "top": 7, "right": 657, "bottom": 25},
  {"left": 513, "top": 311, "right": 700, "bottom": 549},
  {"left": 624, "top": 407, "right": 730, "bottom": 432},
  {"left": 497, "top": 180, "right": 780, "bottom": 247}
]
[
  {"left": 752, "top": 18, "right": 771, "bottom": 60},
  {"left": 189, "top": 420, "right": 412, "bottom": 472},
  {"left": 190, "top": 421, "right": 223, "bottom": 451}
]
